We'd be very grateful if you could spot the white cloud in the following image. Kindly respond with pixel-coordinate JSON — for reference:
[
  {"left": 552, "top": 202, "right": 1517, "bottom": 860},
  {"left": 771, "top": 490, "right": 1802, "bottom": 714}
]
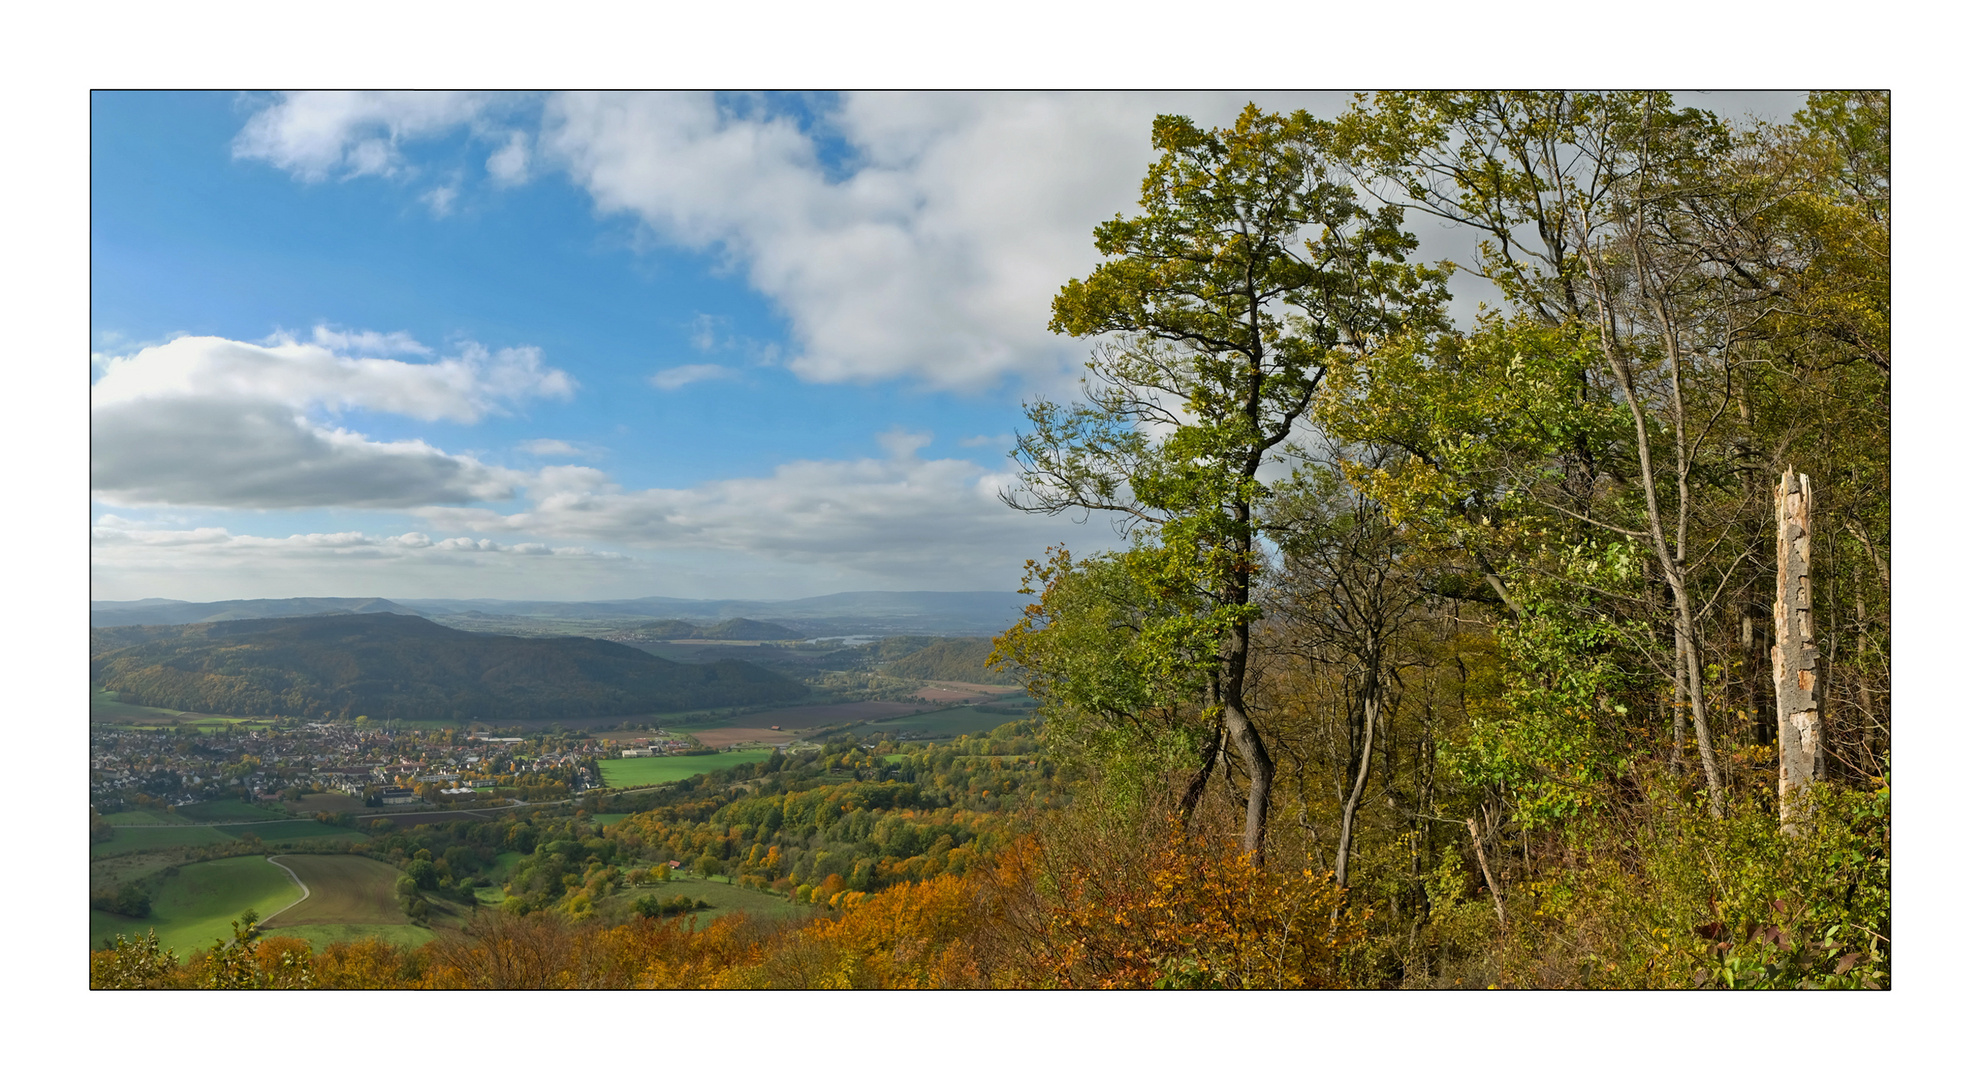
[
  {"left": 421, "top": 182, "right": 459, "bottom": 216},
  {"left": 232, "top": 91, "right": 506, "bottom": 181},
  {"left": 304, "top": 325, "right": 431, "bottom": 356},
  {"left": 648, "top": 363, "right": 734, "bottom": 390},
  {"left": 520, "top": 438, "right": 587, "bottom": 457},
  {"left": 93, "top": 331, "right": 573, "bottom": 422},
  {"left": 537, "top": 92, "right": 1326, "bottom": 390},
  {"left": 413, "top": 430, "right": 1080, "bottom": 583},
  {"left": 91, "top": 332, "right": 573, "bottom": 509},
  {"left": 233, "top": 92, "right": 1312, "bottom": 391},
  {"left": 486, "top": 130, "right": 531, "bottom": 186}
]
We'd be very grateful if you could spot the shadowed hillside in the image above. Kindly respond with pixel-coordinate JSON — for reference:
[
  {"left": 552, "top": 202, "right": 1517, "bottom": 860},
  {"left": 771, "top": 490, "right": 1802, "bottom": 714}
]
[
  {"left": 89, "top": 613, "right": 807, "bottom": 720},
  {"left": 880, "top": 637, "right": 1016, "bottom": 685}
]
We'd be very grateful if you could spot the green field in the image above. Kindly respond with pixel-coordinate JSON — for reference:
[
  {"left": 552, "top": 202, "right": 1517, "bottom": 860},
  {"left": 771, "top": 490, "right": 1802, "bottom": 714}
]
[
  {"left": 103, "top": 808, "right": 184, "bottom": 826},
  {"left": 620, "top": 876, "right": 810, "bottom": 924},
  {"left": 215, "top": 820, "right": 367, "bottom": 844},
  {"left": 598, "top": 749, "right": 775, "bottom": 788},
  {"left": 89, "top": 855, "right": 303, "bottom": 956},
  {"left": 589, "top": 813, "right": 631, "bottom": 826},
  {"left": 177, "top": 799, "right": 293, "bottom": 823},
  {"left": 91, "top": 824, "right": 234, "bottom": 858},
  {"left": 262, "top": 854, "right": 405, "bottom": 927}
]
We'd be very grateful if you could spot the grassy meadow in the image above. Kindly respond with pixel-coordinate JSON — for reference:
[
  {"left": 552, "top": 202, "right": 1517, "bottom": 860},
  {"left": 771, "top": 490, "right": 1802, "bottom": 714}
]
[
  {"left": 598, "top": 748, "right": 775, "bottom": 788},
  {"left": 90, "top": 855, "right": 303, "bottom": 956}
]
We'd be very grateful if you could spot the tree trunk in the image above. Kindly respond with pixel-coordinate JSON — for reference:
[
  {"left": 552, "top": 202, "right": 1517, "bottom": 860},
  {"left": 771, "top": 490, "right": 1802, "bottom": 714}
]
[
  {"left": 1334, "top": 665, "right": 1379, "bottom": 888},
  {"left": 1773, "top": 470, "right": 1823, "bottom": 828},
  {"left": 1222, "top": 621, "right": 1273, "bottom": 864}
]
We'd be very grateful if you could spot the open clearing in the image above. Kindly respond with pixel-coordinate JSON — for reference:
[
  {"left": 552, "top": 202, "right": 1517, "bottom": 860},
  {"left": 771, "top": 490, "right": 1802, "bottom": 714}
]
[
  {"left": 215, "top": 820, "right": 367, "bottom": 844},
  {"left": 261, "top": 854, "right": 407, "bottom": 928},
  {"left": 92, "top": 824, "right": 233, "bottom": 858},
  {"left": 621, "top": 876, "right": 810, "bottom": 925},
  {"left": 177, "top": 799, "right": 293, "bottom": 823},
  {"left": 91, "top": 690, "right": 263, "bottom": 729},
  {"left": 294, "top": 792, "right": 367, "bottom": 815},
  {"left": 599, "top": 749, "right": 774, "bottom": 788},
  {"left": 908, "top": 683, "right": 1017, "bottom": 703},
  {"left": 89, "top": 854, "right": 302, "bottom": 956}
]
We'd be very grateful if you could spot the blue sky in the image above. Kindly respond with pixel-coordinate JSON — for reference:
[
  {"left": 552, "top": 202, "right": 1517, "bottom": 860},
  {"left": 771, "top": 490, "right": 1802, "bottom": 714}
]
[{"left": 89, "top": 91, "right": 1806, "bottom": 603}]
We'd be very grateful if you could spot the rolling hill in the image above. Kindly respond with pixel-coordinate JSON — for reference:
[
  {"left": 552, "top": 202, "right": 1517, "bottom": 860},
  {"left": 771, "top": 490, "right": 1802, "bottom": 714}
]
[
  {"left": 89, "top": 613, "right": 807, "bottom": 720},
  {"left": 880, "top": 637, "right": 1019, "bottom": 685}
]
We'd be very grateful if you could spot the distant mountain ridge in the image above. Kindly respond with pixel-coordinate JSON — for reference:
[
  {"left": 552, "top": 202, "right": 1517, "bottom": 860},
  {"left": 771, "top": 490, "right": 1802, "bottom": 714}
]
[
  {"left": 89, "top": 596, "right": 419, "bottom": 627},
  {"left": 92, "top": 591, "right": 1028, "bottom": 635},
  {"left": 89, "top": 612, "right": 806, "bottom": 720}
]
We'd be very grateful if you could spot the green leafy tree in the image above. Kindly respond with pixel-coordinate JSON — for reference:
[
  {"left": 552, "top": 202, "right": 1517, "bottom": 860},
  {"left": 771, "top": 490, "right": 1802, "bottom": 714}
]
[{"left": 1003, "top": 104, "right": 1446, "bottom": 858}]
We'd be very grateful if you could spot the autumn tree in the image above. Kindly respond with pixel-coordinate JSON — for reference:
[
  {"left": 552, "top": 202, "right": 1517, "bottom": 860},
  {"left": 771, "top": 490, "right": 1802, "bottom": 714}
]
[{"left": 1004, "top": 105, "right": 1446, "bottom": 859}]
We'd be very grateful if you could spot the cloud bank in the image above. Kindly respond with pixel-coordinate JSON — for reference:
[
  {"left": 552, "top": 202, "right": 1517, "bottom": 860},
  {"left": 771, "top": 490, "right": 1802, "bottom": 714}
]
[{"left": 91, "top": 331, "right": 572, "bottom": 509}]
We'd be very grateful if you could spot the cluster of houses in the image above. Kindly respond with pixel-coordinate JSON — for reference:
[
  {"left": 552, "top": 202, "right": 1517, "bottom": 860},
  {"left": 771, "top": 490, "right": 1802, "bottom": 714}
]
[
  {"left": 90, "top": 719, "right": 603, "bottom": 810},
  {"left": 617, "top": 734, "right": 697, "bottom": 758}
]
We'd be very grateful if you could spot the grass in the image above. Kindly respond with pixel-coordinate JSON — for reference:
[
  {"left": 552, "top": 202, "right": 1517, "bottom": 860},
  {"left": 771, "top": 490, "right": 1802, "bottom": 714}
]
[
  {"left": 91, "top": 824, "right": 233, "bottom": 858},
  {"left": 598, "top": 748, "right": 775, "bottom": 788},
  {"left": 261, "top": 854, "right": 407, "bottom": 929},
  {"left": 294, "top": 792, "right": 366, "bottom": 815},
  {"left": 89, "top": 855, "right": 303, "bottom": 956},
  {"left": 589, "top": 813, "right": 631, "bottom": 826},
  {"left": 214, "top": 820, "right": 367, "bottom": 844},
  {"left": 621, "top": 875, "right": 810, "bottom": 924},
  {"left": 177, "top": 799, "right": 293, "bottom": 823},
  {"left": 103, "top": 809, "right": 184, "bottom": 826}
]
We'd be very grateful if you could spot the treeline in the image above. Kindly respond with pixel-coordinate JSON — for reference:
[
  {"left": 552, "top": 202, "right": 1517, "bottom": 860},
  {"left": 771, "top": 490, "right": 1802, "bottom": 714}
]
[
  {"left": 90, "top": 613, "right": 806, "bottom": 720},
  {"left": 987, "top": 91, "right": 1890, "bottom": 988}
]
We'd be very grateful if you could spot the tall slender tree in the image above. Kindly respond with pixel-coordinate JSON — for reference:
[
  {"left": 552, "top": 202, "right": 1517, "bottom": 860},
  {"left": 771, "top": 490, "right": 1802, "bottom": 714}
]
[{"left": 1003, "top": 105, "right": 1445, "bottom": 858}]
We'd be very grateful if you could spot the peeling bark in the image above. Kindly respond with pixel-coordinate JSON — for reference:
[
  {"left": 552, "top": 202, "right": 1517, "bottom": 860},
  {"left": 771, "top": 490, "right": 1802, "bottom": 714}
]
[{"left": 1774, "top": 471, "right": 1824, "bottom": 828}]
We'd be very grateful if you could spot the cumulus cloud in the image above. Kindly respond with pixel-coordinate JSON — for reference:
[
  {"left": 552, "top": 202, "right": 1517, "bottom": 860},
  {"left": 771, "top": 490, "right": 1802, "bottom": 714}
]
[
  {"left": 303, "top": 325, "right": 431, "bottom": 356},
  {"left": 648, "top": 363, "right": 735, "bottom": 390},
  {"left": 415, "top": 430, "right": 1075, "bottom": 581},
  {"left": 232, "top": 91, "right": 508, "bottom": 181},
  {"left": 234, "top": 91, "right": 1312, "bottom": 391},
  {"left": 91, "top": 331, "right": 573, "bottom": 509}
]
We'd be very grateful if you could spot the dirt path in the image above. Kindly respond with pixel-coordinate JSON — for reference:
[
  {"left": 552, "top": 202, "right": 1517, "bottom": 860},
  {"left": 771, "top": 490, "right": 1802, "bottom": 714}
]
[{"left": 263, "top": 855, "right": 311, "bottom": 921}]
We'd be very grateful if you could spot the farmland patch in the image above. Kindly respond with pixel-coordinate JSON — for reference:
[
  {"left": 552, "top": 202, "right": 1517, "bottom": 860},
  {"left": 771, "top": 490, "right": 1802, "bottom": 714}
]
[
  {"left": 261, "top": 854, "right": 407, "bottom": 929},
  {"left": 89, "top": 854, "right": 302, "bottom": 956},
  {"left": 599, "top": 749, "right": 775, "bottom": 789}
]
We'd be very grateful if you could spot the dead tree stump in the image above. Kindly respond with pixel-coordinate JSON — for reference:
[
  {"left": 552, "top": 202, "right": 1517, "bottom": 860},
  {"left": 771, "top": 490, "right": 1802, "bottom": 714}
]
[{"left": 1773, "top": 470, "right": 1824, "bottom": 827}]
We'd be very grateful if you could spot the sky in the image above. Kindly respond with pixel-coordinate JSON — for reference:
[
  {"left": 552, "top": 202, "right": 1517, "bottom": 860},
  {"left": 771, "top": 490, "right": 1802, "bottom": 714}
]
[{"left": 90, "top": 90, "right": 1808, "bottom": 603}]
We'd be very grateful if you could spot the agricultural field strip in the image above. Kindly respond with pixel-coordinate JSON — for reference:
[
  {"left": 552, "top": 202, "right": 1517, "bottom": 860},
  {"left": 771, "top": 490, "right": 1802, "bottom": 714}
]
[
  {"left": 263, "top": 856, "right": 312, "bottom": 921},
  {"left": 111, "top": 820, "right": 297, "bottom": 828}
]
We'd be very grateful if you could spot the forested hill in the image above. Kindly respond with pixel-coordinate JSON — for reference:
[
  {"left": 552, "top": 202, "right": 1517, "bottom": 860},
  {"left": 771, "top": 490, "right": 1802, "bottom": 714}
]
[
  {"left": 880, "top": 637, "right": 1016, "bottom": 685},
  {"left": 89, "top": 613, "right": 807, "bottom": 720}
]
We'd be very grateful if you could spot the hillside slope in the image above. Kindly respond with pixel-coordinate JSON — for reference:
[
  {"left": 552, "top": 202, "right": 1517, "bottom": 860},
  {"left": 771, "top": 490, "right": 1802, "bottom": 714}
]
[
  {"left": 89, "top": 613, "right": 806, "bottom": 720},
  {"left": 879, "top": 637, "right": 1018, "bottom": 686}
]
